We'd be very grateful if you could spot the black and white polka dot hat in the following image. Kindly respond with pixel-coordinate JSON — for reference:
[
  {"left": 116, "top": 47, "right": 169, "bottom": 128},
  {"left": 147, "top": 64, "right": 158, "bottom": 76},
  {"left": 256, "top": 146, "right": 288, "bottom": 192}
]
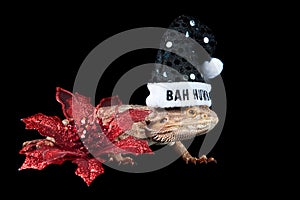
[{"left": 146, "top": 15, "right": 223, "bottom": 108}]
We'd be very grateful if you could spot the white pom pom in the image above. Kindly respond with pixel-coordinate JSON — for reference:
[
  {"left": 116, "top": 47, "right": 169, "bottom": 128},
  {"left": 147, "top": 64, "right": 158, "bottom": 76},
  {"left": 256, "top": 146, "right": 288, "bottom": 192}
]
[{"left": 202, "top": 58, "right": 223, "bottom": 79}]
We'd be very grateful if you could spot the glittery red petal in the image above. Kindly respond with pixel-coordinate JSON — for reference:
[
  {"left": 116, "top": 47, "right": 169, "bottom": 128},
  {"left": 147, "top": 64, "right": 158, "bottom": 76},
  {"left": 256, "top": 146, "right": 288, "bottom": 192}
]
[
  {"left": 114, "top": 136, "right": 153, "bottom": 154},
  {"left": 55, "top": 87, "right": 74, "bottom": 119},
  {"left": 21, "top": 113, "right": 62, "bottom": 138},
  {"left": 19, "top": 139, "right": 84, "bottom": 170},
  {"left": 73, "top": 158, "right": 104, "bottom": 186},
  {"left": 97, "top": 96, "right": 122, "bottom": 108},
  {"left": 21, "top": 113, "right": 82, "bottom": 150},
  {"left": 56, "top": 87, "right": 94, "bottom": 124},
  {"left": 99, "top": 108, "right": 151, "bottom": 141},
  {"left": 129, "top": 109, "right": 152, "bottom": 122}
]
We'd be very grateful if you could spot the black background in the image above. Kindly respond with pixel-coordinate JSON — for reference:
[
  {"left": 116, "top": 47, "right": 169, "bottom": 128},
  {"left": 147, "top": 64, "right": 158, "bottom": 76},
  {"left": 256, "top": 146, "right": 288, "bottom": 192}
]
[{"left": 11, "top": 3, "right": 232, "bottom": 198}]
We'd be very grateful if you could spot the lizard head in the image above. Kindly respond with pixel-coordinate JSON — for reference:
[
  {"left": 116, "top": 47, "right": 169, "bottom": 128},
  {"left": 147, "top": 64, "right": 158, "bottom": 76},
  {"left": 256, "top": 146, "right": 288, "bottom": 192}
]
[{"left": 145, "top": 106, "right": 218, "bottom": 144}]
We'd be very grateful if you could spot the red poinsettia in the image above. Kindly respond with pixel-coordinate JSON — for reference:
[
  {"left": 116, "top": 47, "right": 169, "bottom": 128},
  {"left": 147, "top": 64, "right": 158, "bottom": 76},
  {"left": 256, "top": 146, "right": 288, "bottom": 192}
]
[{"left": 19, "top": 87, "right": 152, "bottom": 186}]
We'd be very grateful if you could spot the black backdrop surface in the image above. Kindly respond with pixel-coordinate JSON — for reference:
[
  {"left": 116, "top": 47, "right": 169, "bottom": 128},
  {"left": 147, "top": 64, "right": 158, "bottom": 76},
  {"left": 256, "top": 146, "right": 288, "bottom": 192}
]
[{"left": 12, "top": 4, "right": 231, "bottom": 197}]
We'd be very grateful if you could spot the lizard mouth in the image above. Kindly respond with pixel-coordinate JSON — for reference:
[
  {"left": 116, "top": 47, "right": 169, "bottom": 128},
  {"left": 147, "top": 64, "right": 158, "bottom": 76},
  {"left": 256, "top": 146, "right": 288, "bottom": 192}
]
[
  {"left": 151, "top": 130, "right": 174, "bottom": 143},
  {"left": 152, "top": 133, "right": 175, "bottom": 143},
  {"left": 150, "top": 123, "right": 210, "bottom": 143}
]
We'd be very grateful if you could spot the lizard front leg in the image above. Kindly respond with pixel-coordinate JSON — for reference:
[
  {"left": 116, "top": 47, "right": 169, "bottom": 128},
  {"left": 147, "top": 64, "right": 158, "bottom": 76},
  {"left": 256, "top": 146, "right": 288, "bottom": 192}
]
[
  {"left": 174, "top": 141, "right": 216, "bottom": 164},
  {"left": 108, "top": 153, "right": 135, "bottom": 165}
]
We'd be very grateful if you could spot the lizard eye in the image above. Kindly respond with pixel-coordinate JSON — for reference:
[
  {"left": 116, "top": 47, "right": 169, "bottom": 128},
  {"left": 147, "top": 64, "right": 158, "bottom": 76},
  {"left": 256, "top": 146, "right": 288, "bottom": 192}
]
[
  {"left": 160, "top": 118, "right": 168, "bottom": 123},
  {"left": 188, "top": 109, "right": 196, "bottom": 116},
  {"left": 145, "top": 120, "right": 151, "bottom": 125}
]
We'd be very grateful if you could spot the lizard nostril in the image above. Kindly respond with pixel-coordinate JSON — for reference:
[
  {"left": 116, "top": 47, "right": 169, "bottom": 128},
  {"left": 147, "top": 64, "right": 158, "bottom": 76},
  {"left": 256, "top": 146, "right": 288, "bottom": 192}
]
[
  {"left": 201, "top": 114, "right": 208, "bottom": 118},
  {"left": 146, "top": 120, "right": 151, "bottom": 125}
]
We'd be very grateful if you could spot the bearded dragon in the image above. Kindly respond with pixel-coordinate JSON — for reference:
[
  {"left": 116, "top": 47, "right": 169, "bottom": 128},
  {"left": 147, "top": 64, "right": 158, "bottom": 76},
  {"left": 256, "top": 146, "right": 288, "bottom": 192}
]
[{"left": 97, "top": 104, "right": 219, "bottom": 164}]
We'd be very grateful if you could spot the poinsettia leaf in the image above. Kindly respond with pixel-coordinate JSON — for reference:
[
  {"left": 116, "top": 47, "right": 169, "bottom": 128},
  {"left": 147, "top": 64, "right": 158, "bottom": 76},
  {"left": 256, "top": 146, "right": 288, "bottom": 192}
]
[
  {"left": 99, "top": 107, "right": 151, "bottom": 142},
  {"left": 73, "top": 158, "right": 104, "bottom": 186},
  {"left": 56, "top": 87, "right": 74, "bottom": 119},
  {"left": 129, "top": 109, "right": 152, "bottom": 122},
  {"left": 56, "top": 87, "right": 95, "bottom": 124},
  {"left": 21, "top": 113, "right": 82, "bottom": 150},
  {"left": 114, "top": 136, "right": 153, "bottom": 155},
  {"left": 19, "top": 139, "right": 84, "bottom": 170},
  {"left": 21, "top": 113, "right": 63, "bottom": 138},
  {"left": 115, "top": 109, "right": 152, "bottom": 131},
  {"left": 84, "top": 134, "right": 152, "bottom": 156},
  {"left": 97, "top": 96, "right": 122, "bottom": 108},
  {"left": 101, "top": 118, "right": 125, "bottom": 141}
]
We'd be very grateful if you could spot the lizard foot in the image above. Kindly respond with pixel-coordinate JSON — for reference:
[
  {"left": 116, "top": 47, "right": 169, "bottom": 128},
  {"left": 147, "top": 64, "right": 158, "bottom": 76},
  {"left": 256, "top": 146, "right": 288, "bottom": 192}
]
[
  {"left": 182, "top": 153, "right": 217, "bottom": 165},
  {"left": 108, "top": 154, "right": 135, "bottom": 165}
]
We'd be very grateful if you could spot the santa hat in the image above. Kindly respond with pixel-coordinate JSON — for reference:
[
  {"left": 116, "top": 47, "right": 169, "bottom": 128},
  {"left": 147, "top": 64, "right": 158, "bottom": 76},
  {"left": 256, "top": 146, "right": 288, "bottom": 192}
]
[{"left": 146, "top": 15, "right": 223, "bottom": 108}]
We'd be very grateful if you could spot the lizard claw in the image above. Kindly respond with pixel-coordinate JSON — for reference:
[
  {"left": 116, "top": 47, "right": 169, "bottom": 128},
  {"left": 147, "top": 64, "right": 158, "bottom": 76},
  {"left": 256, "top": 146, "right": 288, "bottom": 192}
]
[
  {"left": 207, "top": 156, "right": 217, "bottom": 164},
  {"left": 176, "top": 142, "right": 217, "bottom": 165},
  {"left": 182, "top": 154, "right": 217, "bottom": 165},
  {"left": 197, "top": 155, "right": 217, "bottom": 164},
  {"left": 185, "top": 157, "right": 197, "bottom": 165},
  {"left": 198, "top": 155, "right": 208, "bottom": 164}
]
